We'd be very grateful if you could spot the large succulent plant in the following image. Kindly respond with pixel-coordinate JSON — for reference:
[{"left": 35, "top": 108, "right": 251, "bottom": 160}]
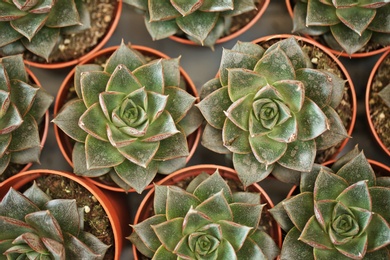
[
  {"left": 124, "top": 0, "right": 258, "bottom": 48},
  {"left": 270, "top": 146, "right": 390, "bottom": 259},
  {"left": 0, "top": 181, "right": 110, "bottom": 259},
  {"left": 0, "top": 0, "right": 90, "bottom": 61},
  {"left": 53, "top": 42, "right": 202, "bottom": 193},
  {"left": 292, "top": 0, "right": 390, "bottom": 55},
  {"left": 197, "top": 37, "right": 349, "bottom": 187},
  {"left": 0, "top": 54, "right": 53, "bottom": 176},
  {"left": 129, "top": 169, "right": 280, "bottom": 259}
]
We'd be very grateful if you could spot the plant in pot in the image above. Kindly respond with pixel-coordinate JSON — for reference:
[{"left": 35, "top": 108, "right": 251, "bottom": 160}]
[
  {"left": 285, "top": 0, "right": 390, "bottom": 57},
  {"left": 0, "top": 54, "right": 53, "bottom": 182},
  {"left": 129, "top": 166, "right": 281, "bottom": 259},
  {"left": 124, "top": 0, "right": 270, "bottom": 48},
  {"left": 269, "top": 146, "right": 390, "bottom": 259},
  {"left": 0, "top": 169, "right": 129, "bottom": 259},
  {"left": 366, "top": 50, "right": 390, "bottom": 157},
  {"left": 0, "top": 0, "right": 122, "bottom": 69},
  {"left": 196, "top": 36, "right": 356, "bottom": 187},
  {"left": 53, "top": 41, "right": 203, "bottom": 193}
]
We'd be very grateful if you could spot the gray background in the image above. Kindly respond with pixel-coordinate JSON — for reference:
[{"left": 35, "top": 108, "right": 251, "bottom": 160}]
[{"left": 27, "top": 1, "right": 389, "bottom": 258}]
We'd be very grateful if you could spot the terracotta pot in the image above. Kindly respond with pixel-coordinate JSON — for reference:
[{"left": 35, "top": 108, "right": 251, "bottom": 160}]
[
  {"left": 366, "top": 50, "right": 390, "bottom": 157},
  {"left": 23, "top": 0, "right": 122, "bottom": 69},
  {"left": 0, "top": 169, "right": 129, "bottom": 260},
  {"left": 285, "top": 0, "right": 390, "bottom": 58},
  {"left": 0, "top": 68, "right": 50, "bottom": 181},
  {"left": 132, "top": 164, "right": 283, "bottom": 259},
  {"left": 169, "top": 0, "right": 270, "bottom": 46},
  {"left": 253, "top": 34, "right": 357, "bottom": 163},
  {"left": 54, "top": 45, "right": 201, "bottom": 192}
]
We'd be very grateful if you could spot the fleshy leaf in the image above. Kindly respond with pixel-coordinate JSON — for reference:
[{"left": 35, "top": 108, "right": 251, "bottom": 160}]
[
  {"left": 144, "top": 15, "right": 179, "bottom": 40},
  {"left": 330, "top": 23, "right": 372, "bottom": 55},
  {"left": 142, "top": 110, "right": 179, "bottom": 142},
  {"left": 23, "top": 182, "right": 51, "bottom": 209},
  {"left": 106, "top": 64, "right": 142, "bottom": 94},
  {"left": 249, "top": 134, "right": 287, "bottom": 166},
  {"left": 148, "top": 0, "right": 180, "bottom": 21},
  {"left": 1, "top": 54, "right": 28, "bottom": 82},
  {"left": 0, "top": 103, "right": 22, "bottom": 135},
  {"left": 0, "top": 22, "right": 23, "bottom": 48},
  {"left": 235, "top": 237, "right": 266, "bottom": 260},
  {"left": 171, "top": 0, "right": 202, "bottom": 15},
  {"left": 45, "top": 0, "right": 80, "bottom": 27},
  {"left": 273, "top": 80, "right": 304, "bottom": 113},
  {"left": 193, "top": 171, "right": 232, "bottom": 202},
  {"left": 230, "top": 203, "right": 262, "bottom": 230},
  {"left": 161, "top": 58, "right": 180, "bottom": 87},
  {"left": 105, "top": 42, "right": 145, "bottom": 74},
  {"left": 233, "top": 153, "right": 274, "bottom": 187},
  {"left": 335, "top": 6, "right": 376, "bottom": 36},
  {"left": 227, "top": 68, "right": 267, "bottom": 102},
  {"left": 25, "top": 211, "right": 63, "bottom": 242},
  {"left": 219, "top": 220, "right": 251, "bottom": 251},
  {"left": 153, "top": 128, "right": 188, "bottom": 160},
  {"left": 0, "top": 188, "right": 39, "bottom": 221},
  {"left": 9, "top": 80, "right": 38, "bottom": 116},
  {"left": 280, "top": 227, "right": 314, "bottom": 259},
  {"left": 164, "top": 86, "right": 195, "bottom": 123},
  {"left": 314, "top": 169, "right": 349, "bottom": 201},
  {"left": 337, "top": 181, "right": 371, "bottom": 211},
  {"left": 152, "top": 218, "right": 184, "bottom": 252},
  {"left": 223, "top": 117, "right": 251, "bottom": 154},
  {"left": 117, "top": 139, "right": 159, "bottom": 167},
  {"left": 277, "top": 139, "right": 316, "bottom": 172},
  {"left": 283, "top": 192, "right": 314, "bottom": 231},
  {"left": 133, "top": 59, "right": 164, "bottom": 94},
  {"left": 299, "top": 216, "right": 333, "bottom": 249},
  {"left": 8, "top": 114, "right": 40, "bottom": 154},
  {"left": 225, "top": 94, "right": 253, "bottom": 131},
  {"left": 306, "top": 0, "right": 339, "bottom": 26},
  {"left": 314, "top": 200, "right": 337, "bottom": 230},
  {"left": 293, "top": 1, "right": 330, "bottom": 36},
  {"left": 166, "top": 186, "right": 200, "bottom": 220},
  {"left": 80, "top": 71, "right": 110, "bottom": 108},
  {"left": 370, "top": 187, "right": 390, "bottom": 221},
  {"left": 176, "top": 11, "right": 218, "bottom": 44},
  {"left": 195, "top": 191, "right": 232, "bottom": 222},
  {"left": 79, "top": 103, "right": 109, "bottom": 141},
  {"left": 334, "top": 233, "right": 368, "bottom": 259},
  {"left": 249, "top": 230, "right": 280, "bottom": 260},
  {"left": 45, "top": 199, "right": 79, "bottom": 236},
  {"left": 10, "top": 13, "right": 48, "bottom": 41},
  {"left": 201, "top": 123, "right": 230, "bottom": 154},
  {"left": 22, "top": 26, "right": 59, "bottom": 61},
  {"left": 182, "top": 207, "right": 213, "bottom": 236},
  {"left": 85, "top": 135, "right": 125, "bottom": 169},
  {"left": 366, "top": 213, "right": 390, "bottom": 251}
]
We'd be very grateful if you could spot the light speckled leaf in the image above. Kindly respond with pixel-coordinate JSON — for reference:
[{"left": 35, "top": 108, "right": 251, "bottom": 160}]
[
  {"left": 199, "top": 0, "right": 233, "bottom": 12},
  {"left": 144, "top": 14, "right": 179, "bottom": 40},
  {"left": 133, "top": 59, "right": 164, "bottom": 93},
  {"left": 319, "top": 70, "right": 345, "bottom": 109},
  {"left": 223, "top": 117, "right": 250, "bottom": 153},
  {"left": 153, "top": 127, "right": 188, "bottom": 161},
  {"left": 45, "top": 199, "right": 80, "bottom": 236},
  {"left": 142, "top": 110, "right": 179, "bottom": 142},
  {"left": 193, "top": 171, "right": 233, "bottom": 203},
  {"left": 249, "top": 134, "right": 287, "bottom": 165},
  {"left": 336, "top": 6, "right": 376, "bottom": 36},
  {"left": 182, "top": 208, "right": 212, "bottom": 235},
  {"left": 277, "top": 139, "right": 316, "bottom": 172},
  {"left": 118, "top": 139, "right": 159, "bottom": 167},
  {"left": 73, "top": 142, "right": 111, "bottom": 177},
  {"left": 171, "top": 0, "right": 203, "bottom": 16},
  {"left": 225, "top": 94, "right": 253, "bottom": 131},
  {"left": 269, "top": 201, "right": 294, "bottom": 232},
  {"left": 176, "top": 11, "right": 218, "bottom": 44},
  {"left": 0, "top": 188, "right": 39, "bottom": 221},
  {"left": 299, "top": 216, "right": 333, "bottom": 249},
  {"left": 152, "top": 218, "right": 183, "bottom": 252},
  {"left": 231, "top": 41, "right": 265, "bottom": 59},
  {"left": 8, "top": 114, "right": 40, "bottom": 152},
  {"left": 196, "top": 191, "right": 232, "bottom": 222},
  {"left": 148, "top": 0, "right": 180, "bottom": 21},
  {"left": 330, "top": 23, "right": 372, "bottom": 55},
  {"left": 65, "top": 233, "right": 108, "bottom": 260},
  {"left": 79, "top": 103, "right": 109, "bottom": 141},
  {"left": 105, "top": 42, "right": 145, "bottom": 74},
  {"left": 273, "top": 80, "right": 304, "bottom": 113},
  {"left": 227, "top": 68, "right": 267, "bottom": 102},
  {"left": 366, "top": 213, "right": 390, "bottom": 251},
  {"left": 307, "top": 0, "right": 339, "bottom": 26},
  {"left": 10, "top": 13, "right": 48, "bottom": 41},
  {"left": 233, "top": 153, "right": 274, "bottom": 187},
  {"left": 201, "top": 123, "right": 230, "bottom": 154},
  {"left": 314, "top": 169, "right": 348, "bottom": 201},
  {"left": 219, "top": 220, "right": 252, "bottom": 251},
  {"left": 45, "top": 0, "right": 80, "bottom": 27},
  {"left": 22, "top": 26, "right": 59, "bottom": 61},
  {"left": 80, "top": 71, "right": 110, "bottom": 108},
  {"left": 74, "top": 64, "right": 103, "bottom": 99},
  {"left": 166, "top": 186, "right": 200, "bottom": 219},
  {"left": 23, "top": 182, "right": 50, "bottom": 208},
  {"left": 283, "top": 192, "right": 314, "bottom": 231},
  {"left": 1, "top": 54, "right": 27, "bottom": 82},
  {"left": 337, "top": 180, "right": 371, "bottom": 210},
  {"left": 0, "top": 103, "right": 22, "bottom": 135},
  {"left": 223, "top": 0, "right": 256, "bottom": 16},
  {"left": 268, "top": 116, "right": 298, "bottom": 143},
  {"left": 85, "top": 135, "right": 125, "bottom": 169},
  {"left": 28, "top": 87, "right": 53, "bottom": 122},
  {"left": 370, "top": 186, "right": 390, "bottom": 222},
  {"left": 161, "top": 57, "right": 180, "bottom": 87},
  {"left": 249, "top": 230, "right": 280, "bottom": 260},
  {"left": 164, "top": 86, "right": 195, "bottom": 123},
  {"left": 293, "top": 1, "right": 330, "bottom": 36},
  {"left": 106, "top": 65, "right": 142, "bottom": 94},
  {"left": 230, "top": 203, "right": 262, "bottom": 230},
  {"left": 9, "top": 79, "right": 38, "bottom": 116},
  {"left": 281, "top": 227, "right": 315, "bottom": 259},
  {"left": 368, "top": 4, "right": 390, "bottom": 33},
  {"left": 236, "top": 237, "right": 266, "bottom": 260}
]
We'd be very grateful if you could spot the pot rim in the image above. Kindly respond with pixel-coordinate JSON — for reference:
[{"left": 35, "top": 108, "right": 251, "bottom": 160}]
[
  {"left": 132, "top": 164, "right": 283, "bottom": 259},
  {"left": 0, "top": 169, "right": 124, "bottom": 260},
  {"left": 285, "top": 0, "right": 390, "bottom": 58},
  {"left": 252, "top": 34, "right": 357, "bottom": 162},
  {"left": 53, "top": 44, "right": 201, "bottom": 192},
  {"left": 169, "top": 0, "right": 270, "bottom": 46},
  {"left": 23, "top": 0, "right": 123, "bottom": 69},
  {"left": 365, "top": 50, "right": 390, "bottom": 157}
]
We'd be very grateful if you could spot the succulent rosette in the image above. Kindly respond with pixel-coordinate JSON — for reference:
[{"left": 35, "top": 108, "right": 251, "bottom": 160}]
[
  {"left": 270, "top": 146, "right": 390, "bottom": 259},
  {"left": 0, "top": 0, "right": 90, "bottom": 61},
  {"left": 197, "top": 37, "right": 348, "bottom": 186},
  {"left": 0, "top": 182, "right": 110, "bottom": 259},
  {"left": 129, "top": 170, "right": 280, "bottom": 259},
  {"left": 0, "top": 54, "right": 53, "bottom": 176},
  {"left": 53, "top": 42, "right": 202, "bottom": 193},
  {"left": 124, "top": 0, "right": 258, "bottom": 48},
  {"left": 292, "top": 0, "right": 390, "bottom": 55}
]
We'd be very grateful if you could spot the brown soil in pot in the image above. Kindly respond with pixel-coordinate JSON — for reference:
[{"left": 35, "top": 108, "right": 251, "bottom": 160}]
[
  {"left": 369, "top": 54, "right": 390, "bottom": 153},
  {"left": 24, "top": 0, "right": 117, "bottom": 64},
  {"left": 259, "top": 39, "right": 353, "bottom": 163},
  {"left": 28, "top": 174, "right": 115, "bottom": 260}
]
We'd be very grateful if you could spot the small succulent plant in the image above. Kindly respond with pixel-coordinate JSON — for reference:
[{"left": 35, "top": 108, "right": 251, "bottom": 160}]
[
  {"left": 129, "top": 169, "right": 280, "bottom": 259},
  {"left": 197, "top": 37, "right": 348, "bottom": 187},
  {"left": 292, "top": 0, "right": 390, "bottom": 55},
  {"left": 0, "top": 181, "right": 110, "bottom": 259},
  {"left": 124, "top": 0, "right": 258, "bottom": 48},
  {"left": 0, "top": 0, "right": 90, "bottom": 61},
  {"left": 0, "top": 54, "right": 53, "bottom": 176},
  {"left": 53, "top": 41, "right": 202, "bottom": 193},
  {"left": 270, "top": 146, "right": 390, "bottom": 259}
]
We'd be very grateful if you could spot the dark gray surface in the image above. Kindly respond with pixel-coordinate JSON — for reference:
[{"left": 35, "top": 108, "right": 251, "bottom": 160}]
[{"left": 28, "top": 1, "right": 389, "bottom": 259}]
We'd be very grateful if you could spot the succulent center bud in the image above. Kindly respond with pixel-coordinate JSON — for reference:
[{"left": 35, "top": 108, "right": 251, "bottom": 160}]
[
  {"left": 253, "top": 98, "right": 280, "bottom": 129},
  {"left": 188, "top": 233, "right": 220, "bottom": 257},
  {"left": 118, "top": 98, "right": 147, "bottom": 127},
  {"left": 332, "top": 214, "right": 359, "bottom": 237}
]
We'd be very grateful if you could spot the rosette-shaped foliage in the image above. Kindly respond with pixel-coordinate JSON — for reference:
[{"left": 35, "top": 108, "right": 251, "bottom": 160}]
[
  {"left": 0, "top": 182, "right": 110, "bottom": 259},
  {"left": 129, "top": 170, "right": 280, "bottom": 259},
  {"left": 53, "top": 42, "right": 201, "bottom": 193},
  {"left": 124, "top": 0, "right": 257, "bottom": 48},
  {"left": 270, "top": 146, "right": 390, "bottom": 259},
  {"left": 0, "top": 54, "right": 53, "bottom": 175},
  {"left": 292, "top": 0, "right": 390, "bottom": 55},
  {"left": 197, "top": 37, "right": 348, "bottom": 186},
  {"left": 0, "top": 0, "right": 90, "bottom": 61}
]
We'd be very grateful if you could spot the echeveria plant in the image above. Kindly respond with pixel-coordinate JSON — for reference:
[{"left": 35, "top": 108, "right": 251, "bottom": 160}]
[
  {"left": 129, "top": 170, "right": 280, "bottom": 259},
  {"left": 0, "top": 182, "right": 110, "bottom": 259},
  {"left": 292, "top": 0, "right": 390, "bottom": 55},
  {"left": 124, "top": 0, "right": 258, "bottom": 48},
  {"left": 270, "top": 146, "right": 390, "bottom": 259},
  {"left": 197, "top": 37, "right": 348, "bottom": 187},
  {"left": 53, "top": 41, "right": 202, "bottom": 193},
  {"left": 0, "top": 54, "right": 53, "bottom": 176},
  {"left": 0, "top": 0, "right": 90, "bottom": 61}
]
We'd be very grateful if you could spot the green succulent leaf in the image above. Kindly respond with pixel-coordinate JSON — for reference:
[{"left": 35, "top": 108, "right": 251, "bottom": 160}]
[
  {"left": 10, "top": 79, "right": 38, "bottom": 116},
  {"left": 230, "top": 203, "right": 262, "bottom": 231},
  {"left": 167, "top": 186, "right": 200, "bottom": 220},
  {"left": 165, "top": 86, "right": 196, "bottom": 123},
  {"left": 314, "top": 169, "right": 348, "bottom": 201},
  {"left": 13, "top": 232, "right": 46, "bottom": 254},
  {"left": 249, "top": 134, "right": 287, "bottom": 166},
  {"left": 153, "top": 245, "right": 176, "bottom": 260},
  {"left": 28, "top": 87, "right": 53, "bottom": 122},
  {"left": 273, "top": 80, "right": 304, "bottom": 113},
  {"left": 223, "top": 117, "right": 251, "bottom": 154},
  {"left": 277, "top": 139, "right": 316, "bottom": 172},
  {"left": 283, "top": 192, "right": 314, "bottom": 231},
  {"left": 231, "top": 41, "right": 265, "bottom": 59},
  {"left": 106, "top": 65, "right": 142, "bottom": 95},
  {"left": 45, "top": 0, "right": 80, "bottom": 27},
  {"left": 235, "top": 237, "right": 266, "bottom": 260},
  {"left": 0, "top": 188, "right": 40, "bottom": 221},
  {"left": 161, "top": 58, "right": 180, "bottom": 87},
  {"left": 153, "top": 128, "right": 188, "bottom": 161},
  {"left": 330, "top": 23, "right": 372, "bottom": 56},
  {"left": 66, "top": 232, "right": 108, "bottom": 260},
  {"left": 105, "top": 42, "right": 145, "bottom": 74},
  {"left": 314, "top": 200, "right": 337, "bottom": 230},
  {"left": 201, "top": 123, "right": 230, "bottom": 154},
  {"left": 293, "top": 1, "right": 330, "bottom": 35},
  {"left": 227, "top": 68, "right": 267, "bottom": 102},
  {"left": 0, "top": 2, "right": 27, "bottom": 21},
  {"left": 337, "top": 180, "right": 371, "bottom": 211},
  {"left": 219, "top": 220, "right": 251, "bottom": 251},
  {"left": 148, "top": 0, "right": 180, "bottom": 22},
  {"left": 144, "top": 14, "right": 179, "bottom": 41},
  {"left": 117, "top": 139, "right": 159, "bottom": 168},
  {"left": 370, "top": 187, "right": 390, "bottom": 222},
  {"left": 1, "top": 54, "right": 28, "bottom": 83},
  {"left": 8, "top": 114, "right": 40, "bottom": 154},
  {"left": 196, "top": 191, "right": 232, "bottom": 222},
  {"left": 10, "top": 13, "right": 48, "bottom": 41},
  {"left": 197, "top": 86, "right": 230, "bottom": 129},
  {"left": 223, "top": 0, "right": 257, "bottom": 16},
  {"left": 85, "top": 135, "right": 125, "bottom": 169},
  {"left": 225, "top": 94, "right": 253, "bottom": 131},
  {"left": 74, "top": 65, "right": 103, "bottom": 98},
  {"left": 269, "top": 201, "right": 295, "bottom": 232},
  {"left": 21, "top": 26, "right": 59, "bottom": 61},
  {"left": 366, "top": 213, "right": 390, "bottom": 251},
  {"left": 306, "top": 0, "right": 339, "bottom": 26},
  {"left": 79, "top": 103, "right": 109, "bottom": 141},
  {"left": 176, "top": 11, "right": 219, "bottom": 44},
  {"left": 171, "top": 0, "right": 202, "bottom": 16},
  {"left": 182, "top": 208, "right": 213, "bottom": 236},
  {"left": 142, "top": 110, "right": 179, "bottom": 142},
  {"left": 44, "top": 199, "right": 79, "bottom": 236},
  {"left": 300, "top": 216, "right": 333, "bottom": 249},
  {"left": 115, "top": 160, "right": 158, "bottom": 193},
  {"left": 233, "top": 152, "right": 274, "bottom": 187},
  {"left": 152, "top": 218, "right": 184, "bottom": 252},
  {"left": 267, "top": 116, "right": 298, "bottom": 143},
  {"left": 193, "top": 171, "right": 232, "bottom": 202},
  {"left": 368, "top": 4, "right": 390, "bottom": 33},
  {"left": 199, "top": 0, "right": 234, "bottom": 12},
  {"left": 254, "top": 46, "right": 295, "bottom": 84},
  {"left": 281, "top": 227, "right": 314, "bottom": 259},
  {"left": 80, "top": 71, "right": 110, "bottom": 108},
  {"left": 0, "top": 22, "right": 23, "bottom": 47},
  {"left": 25, "top": 211, "right": 63, "bottom": 242},
  {"left": 133, "top": 59, "right": 164, "bottom": 94},
  {"left": 23, "top": 182, "right": 51, "bottom": 209},
  {"left": 250, "top": 230, "right": 280, "bottom": 260},
  {"left": 334, "top": 232, "right": 368, "bottom": 259},
  {"left": 335, "top": 6, "right": 376, "bottom": 36}
]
